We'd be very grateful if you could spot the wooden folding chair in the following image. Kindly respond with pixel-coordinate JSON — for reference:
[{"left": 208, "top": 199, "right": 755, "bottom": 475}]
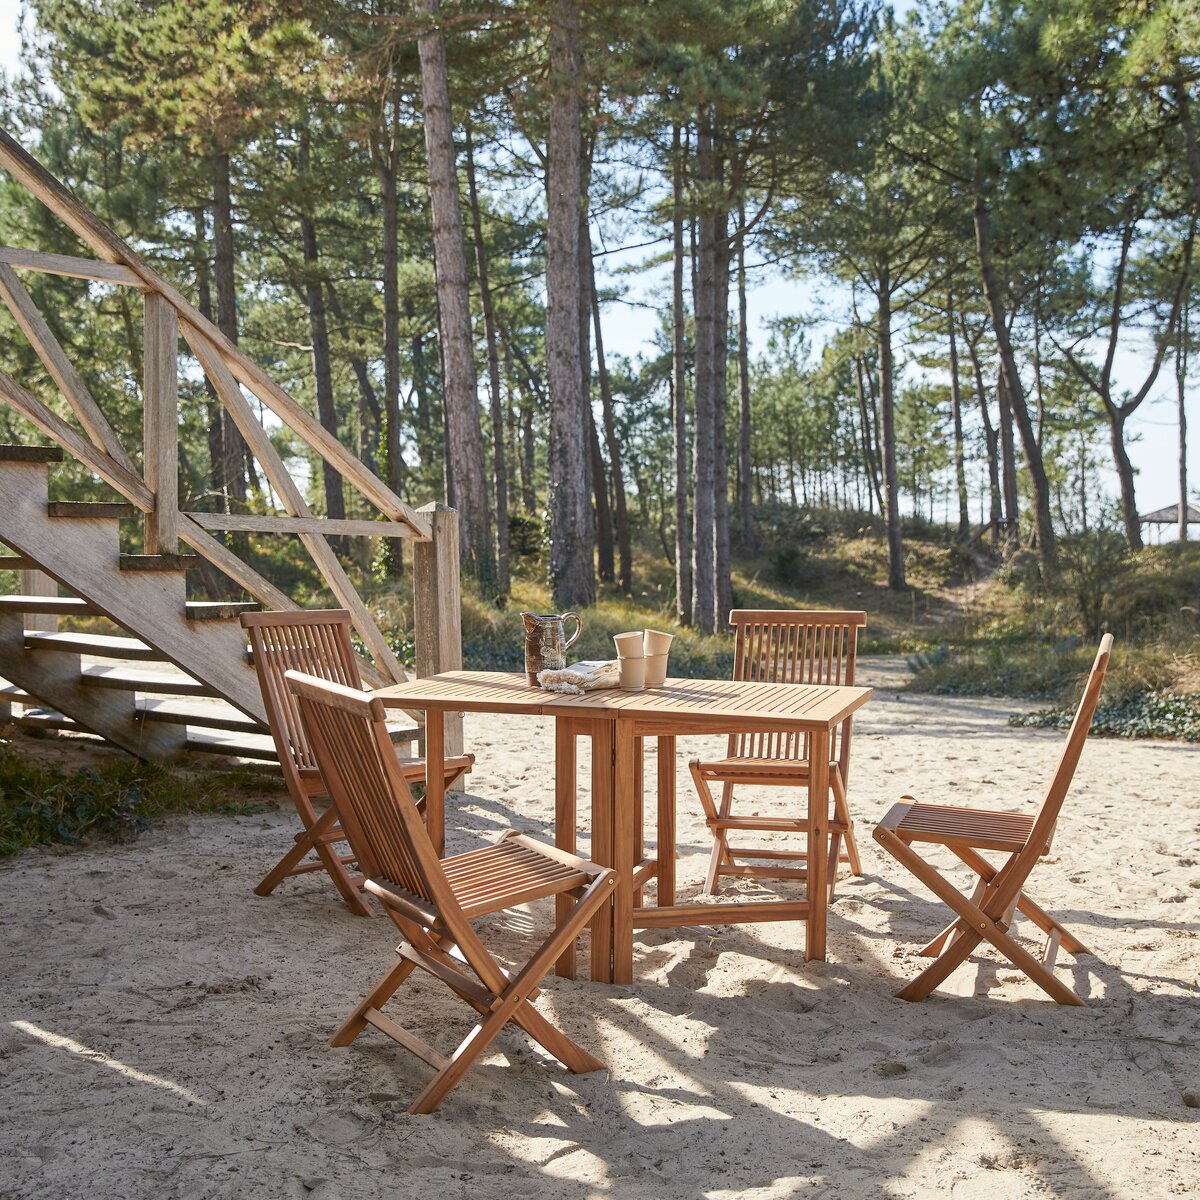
[
  {"left": 287, "top": 671, "right": 615, "bottom": 1114},
  {"left": 241, "top": 609, "right": 474, "bottom": 916},
  {"left": 689, "top": 609, "right": 867, "bottom": 896},
  {"left": 873, "top": 634, "right": 1113, "bottom": 1005}
]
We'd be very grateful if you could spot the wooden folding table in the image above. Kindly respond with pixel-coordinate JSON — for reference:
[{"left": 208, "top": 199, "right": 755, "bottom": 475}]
[{"left": 373, "top": 671, "right": 873, "bottom": 984}]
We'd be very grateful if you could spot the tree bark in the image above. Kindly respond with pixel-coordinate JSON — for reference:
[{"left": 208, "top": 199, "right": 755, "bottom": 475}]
[
  {"left": 671, "top": 120, "right": 692, "bottom": 625},
  {"left": 877, "top": 268, "right": 905, "bottom": 590},
  {"left": 997, "top": 366, "right": 1020, "bottom": 541},
  {"left": 589, "top": 248, "right": 632, "bottom": 592},
  {"left": 299, "top": 214, "right": 348, "bottom": 543},
  {"left": 974, "top": 195, "right": 1057, "bottom": 568},
  {"left": 736, "top": 212, "right": 753, "bottom": 551},
  {"left": 1180, "top": 300, "right": 1190, "bottom": 542},
  {"left": 712, "top": 209, "right": 733, "bottom": 629},
  {"left": 212, "top": 151, "right": 247, "bottom": 506},
  {"left": 963, "top": 323, "right": 1002, "bottom": 541},
  {"left": 324, "top": 278, "right": 381, "bottom": 475},
  {"left": 690, "top": 115, "right": 717, "bottom": 632},
  {"left": 463, "top": 123, "right": 510, "bottom": 594},
  {"left": 193, "top": 206, "right": 226, "bottom": 513},
  {"left": 544, "top": 0, "right": 594, "bottom": 607},
  {"left": 415, "top": 0, "right": 495, "bottom": 587},
  {"left": 853, "top": 355, "right": 883, "bottom": 513},
  {"left": 947, "top": 293, "right": 969, "bottom": 540}
]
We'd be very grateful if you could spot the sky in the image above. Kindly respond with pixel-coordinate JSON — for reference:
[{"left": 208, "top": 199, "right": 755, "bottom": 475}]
[{"left": 0, "top": 0, "right": 1194, "bottom": 521}]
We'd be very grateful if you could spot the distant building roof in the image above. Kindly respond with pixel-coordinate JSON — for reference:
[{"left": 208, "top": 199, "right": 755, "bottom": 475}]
[{"left": 1139, "top": 503, "right": 1200, "bottom": 525}]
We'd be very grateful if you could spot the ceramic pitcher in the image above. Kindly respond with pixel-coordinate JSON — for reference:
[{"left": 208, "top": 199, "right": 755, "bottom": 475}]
[{"left": 521, "top": 611, "right": 582, "bottom": 686}]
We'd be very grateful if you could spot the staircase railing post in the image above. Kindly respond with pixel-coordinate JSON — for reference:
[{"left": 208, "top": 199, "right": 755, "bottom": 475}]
[
  {"left": 143, "top": 292, "right": 178, "bottom": 555},
  {"left": 412, "top": 502, "right": 463, "bottom": 755},
  {"left": 19, "top": 567, "right": 56, "bottom": 633}
]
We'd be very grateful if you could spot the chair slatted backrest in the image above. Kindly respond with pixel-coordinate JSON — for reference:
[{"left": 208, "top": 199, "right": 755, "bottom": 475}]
[
  {"left": 728, "top": 609, "right": 867, "bottom": 769},
  {"left": 1021, "top": 634, "right": 1113, "bottom": 867},
  {"left": 241, "top": 610, "right": 363, "bottom": 783},
  {"left": 288, "top": 672, "right": 436, "bottom": 904}
]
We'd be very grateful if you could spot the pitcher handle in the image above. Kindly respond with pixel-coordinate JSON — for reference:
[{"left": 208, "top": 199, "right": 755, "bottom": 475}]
[{"left": 562, "top": 611, "right": 582, "bottom": 650}]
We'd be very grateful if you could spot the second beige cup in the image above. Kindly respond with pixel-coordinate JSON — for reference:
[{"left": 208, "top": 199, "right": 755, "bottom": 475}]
[
  {"left": 644, "top": 628, "right": 674, "bottom": 656},
  {"left": 613, "top": 631, "right": 645, "bottom": 658},
  {"left": 644, "top": 653, "right": 669, "bottom": 687},
  {"left": 618, "top": 656, "right": 646, "bottom": 690}
]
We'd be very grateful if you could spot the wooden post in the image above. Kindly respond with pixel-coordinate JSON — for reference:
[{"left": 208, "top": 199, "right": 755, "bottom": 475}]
[
  {"left": 20, "top": 568, "right": 57, "bottom": 633},
  {"left": 413, "top": 502, "right": 463, "bottom": 755},
  {"left": 143, "top": 292, "right": 178, "bottom": 555}
]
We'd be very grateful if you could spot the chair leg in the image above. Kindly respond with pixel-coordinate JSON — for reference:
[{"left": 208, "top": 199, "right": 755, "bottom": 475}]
[
  {"left": 690, "top": 764, "right": 732, "bottom": 895},
  {"left": 330, "top": 953, "right": 420, "bottom": 1047},
  {"left": 831, "top": 769, "right": 862, "bottom": 876}
]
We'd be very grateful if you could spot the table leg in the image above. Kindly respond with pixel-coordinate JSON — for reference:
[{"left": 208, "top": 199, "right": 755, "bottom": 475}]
[
  {"left": 656, "top": 735, "right": 676, "bottom": 907},
  {"left": 590, "top": 720, "right": 615, "bottom": 982},
  {"left": 633, "top": 736, "right": 645, "bottom": 908},
  {"left": 554, "top": 718, "right": 577, "bottom": 980},
  {"left": 425, "top": 708, "right": 446, "bottom": 857},
  {"left": 612, "top": 720, "right": 636, "bottom": 984},
  {"left": 806, "top": 726, "right": 830, "bottom": 960}
]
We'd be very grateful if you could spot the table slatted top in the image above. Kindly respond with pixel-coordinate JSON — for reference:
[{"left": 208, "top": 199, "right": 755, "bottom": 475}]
[{"left": 374, "top": 671, "right": 873, "bottom": 731}]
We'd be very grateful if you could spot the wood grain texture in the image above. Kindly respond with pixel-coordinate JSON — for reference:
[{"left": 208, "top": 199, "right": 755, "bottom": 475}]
[{"left": 143, "top": 293, "right": 178, "bottom": 554}]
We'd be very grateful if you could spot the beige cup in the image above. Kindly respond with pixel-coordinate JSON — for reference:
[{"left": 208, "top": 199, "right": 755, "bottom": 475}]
[
  {"left": 618, "top": 656, "right": 646, "bottom": 690},
  {"left": 643, "top": 628, "right": 674, "bottom": 656},
  {"left": 613, "top": 631, "right": 645, "bottom": 658},
  {"left": 644, "top": 653, "right": 669, "bottom": 687}
]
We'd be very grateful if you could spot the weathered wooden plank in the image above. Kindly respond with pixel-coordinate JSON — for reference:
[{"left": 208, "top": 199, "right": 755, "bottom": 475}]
[
  {"left": 0, "top": 263, "right": 138, "bottom": 474},
  {"left": 47, "top": 502, "right": 134, "bottom": 518},
  {"left": 176, "top": 515, "right": 294, "bottom": 611},
  {"left": 143, "top": 293, "right": 178, "bottom": 554},
  {"left": 0, "top": 131, "right": 427, "bottom": 539},
  {"left": 184, "top": 327, "right": 404, "bottom": 682},
  {"left": 413, "top": 503, "right": 462, "bottom": 754},
  {"left": 18, "top": 568, "right": 59, "bottom": 633},
  {"left": 182, "top": 511, "right": 416, "bottom": 538},
  {"left": 0, "top": 369, "right": 154, "bottom": 510},
  {"left": 0, "top": 245, "right": 140, "bottom": 286}
]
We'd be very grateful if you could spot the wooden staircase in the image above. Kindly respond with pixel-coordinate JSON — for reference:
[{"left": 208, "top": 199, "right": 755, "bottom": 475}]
[{"left": 0, "top": 128, "right": 464, "bottom": 766}]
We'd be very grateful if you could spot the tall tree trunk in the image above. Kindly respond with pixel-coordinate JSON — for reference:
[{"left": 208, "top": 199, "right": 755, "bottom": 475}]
[
  {"left": 463, "top": 122, "right": 510, "bottom": 594},
  {"left": 1180, "top": 301, "right": 1190, "bottom": 542},
  {"left": 671, "top": 120, "right": 692, "bottom": 625},
  {"left": 193, "top": 207, "right": 226, "bottom": 513},
  {"left": 415, "top": 0, "right": 495, "bottom": 587},
  {"left": 324, "top": 279, "right": 381, "bottom": 475},
  {"left": 544, "top": 0, "right": 594, "bottom": 606},
  {"left": 712, "top": 209, "right": 733, "bottom": 630},
  {"left": 212, "top": 152, "right": 247, "bottom": 506},
  {"left": 1108, "top": 409, "right": 1142, "bottom": 550},
  {"left": 736, "top": 211, "right": 753, "bottom": 551},
  {"left": 974, "top": 195, "right": 1056, "bottom": 568},
  {"left": 579, "top": 174, "right": 613, "bottom": 583},
  {"left": 947, "top": 293, "right": 969, "bottom": 540},
  {"left": 589, "top": 248, "right": 632, "bottom": 592},
  {"left": 877, "top": 270, "right": 905, "bottom": 590},
  {"left": 997, "top": 367, "right": 1020, "bottom": 540},
  {"left": 690, "top": 115, "right": 717, "bottom": 632},
  {"left": 964, "top": 326, "right": 1002, "bottom": 541},
  {"left": 299, "top": 215, "right": 348, "bottom": 548},
  {"left": 854, "top": 355, "right": 883, "bottom": 513},
  {"left": 1175, "top": 80, "right": 1200, "bottom": 216}
]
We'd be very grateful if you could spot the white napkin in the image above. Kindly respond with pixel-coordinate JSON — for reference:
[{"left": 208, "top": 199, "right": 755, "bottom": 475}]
[{"left": 537, "top": 659, "right": 620, "bottom": 694}]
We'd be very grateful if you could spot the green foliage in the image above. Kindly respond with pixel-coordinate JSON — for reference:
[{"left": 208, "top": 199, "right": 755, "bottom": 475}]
[
  {"left": 0, "top": 746, "right": 281, "bottom": 857},
  {"left": 1011, "top": 691, "right": 1200, "bottom": 743}
]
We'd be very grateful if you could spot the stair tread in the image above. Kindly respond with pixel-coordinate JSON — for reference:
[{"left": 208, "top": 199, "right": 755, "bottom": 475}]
[
  {"left": 81, "top": 665, "right": 216, "bottom": 696},
  {"left": 46, "top": 502, "right": 136, "bottom": 519},
  {"left": 0, "top": 445, "right": 63, "bottom": 463},
  {"left": 0, "top": 595, "right": 96, "bottom": 615},
  {"left": 185, "top": 601, "right": 263, "bottom": 621},
  {"left": 25, "top": 631, "right": 164, "bottom": 660},
  {"left": 186, "top": 728, "right": 279, "bottom": 761},
  {"left": 119, "top": 554, "right": 199, "bottom": 571},
  {"left": 137, "top": 697, "right": 263, "bottom": 734}
]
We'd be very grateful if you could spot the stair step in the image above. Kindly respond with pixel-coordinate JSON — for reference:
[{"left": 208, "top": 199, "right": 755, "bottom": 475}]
[
  {"left": 81, "top": 665, "right": 217, "bottom": 696},
  {"left": 186, "top": 728, "right": 279, "bottom": 762},
  {"left": 0, "top": 595, "right": 97, "bottom": 615},
  {"left": 0, "top": 683, "right": 34, "bottom": 704},
  {"left": 0, "top": 555, "right": 36, "bottom": 570},
  {"left": 0, "top": 444, "right": 63, "bottom": 463},
  {"left": 136, "top": 698, "right": 263, "bottom": 734},
  {"left": 14, "top": 707, "right": 82, "bottom": 734},
  {"left": 119, "top": 554, "right": 199, "bottom": 571},
  {"left": 46, "top": 502, "right": 136, "bottom": 519},
  {"left": 25, "top": 631, "right": 164, "bottom": 661},
  {"left": 185, "top": 601, "right": 263, "bottom": 621}
]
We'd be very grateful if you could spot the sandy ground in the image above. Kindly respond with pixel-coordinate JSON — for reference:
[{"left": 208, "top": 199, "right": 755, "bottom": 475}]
[{"left": 0, "top": 658, "right": 1197, "bottom": 1200}]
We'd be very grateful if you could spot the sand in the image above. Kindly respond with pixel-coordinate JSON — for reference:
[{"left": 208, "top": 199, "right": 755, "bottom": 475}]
[{"left": 0, "top": 657, "right": 1197, "bottom": 1200}]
